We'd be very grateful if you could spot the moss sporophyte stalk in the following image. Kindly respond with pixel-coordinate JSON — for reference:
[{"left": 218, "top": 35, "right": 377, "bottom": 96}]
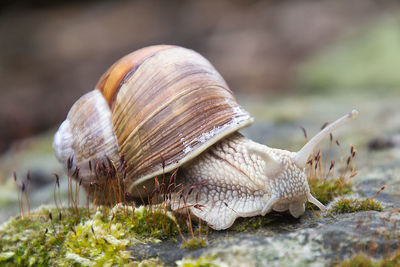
[{"left": 303, "top": 136, "right": 359, "bottom": 211}]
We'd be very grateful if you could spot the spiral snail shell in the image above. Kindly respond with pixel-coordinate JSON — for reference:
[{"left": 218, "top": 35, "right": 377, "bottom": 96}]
[{"left": 53, "top": 45, "right": 358, "bottom": 230}]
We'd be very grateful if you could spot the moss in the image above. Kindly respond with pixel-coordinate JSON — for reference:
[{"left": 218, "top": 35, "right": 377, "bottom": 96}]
[
  {"left": 0, "top": 206, "right": 88, "bottom": 266},
  {"left": 231, "top": 215, "right": 277, "bottom": 232},
  {"left": 117, "top": 205, "right": 178, "bottom": 239},
  {"left": 176, "top": 255, "right": 224, "bottom": 267},
  {"left": 181, "top": 237, "right": 207, "bottom": 249},
  {"left": 329, "top": 198, "right": 383, "bottom": 214},
  {"left": 62, "top": 211, "right": 131, "bottom": 266},
  {"left": 340, "top": 253, "right": 376, "bottom": 267},
  {"left": 340, "top": 251, "right": 400, "bottom": 267},
  {"left": 133, "top": 258, "right": 163, "bottom": 266},
  {"left": 0, "top": 204, "right": 179, "bottom": 266},
  {"left": 307, "top": 177, "right": 353, "bottom": 209}
]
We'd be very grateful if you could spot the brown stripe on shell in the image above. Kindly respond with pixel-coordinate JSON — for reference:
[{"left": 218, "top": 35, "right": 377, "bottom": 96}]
[
  {"left": 109, "top": 46, "right": 253, "bottom": 187},
  {"left": 131, "top": 91, "right": 231, "bottom": 170},
  {"left": 96, "top": 45, "right": 176, "bottom": 107},
  {"left": 135, "top": 87, "right": 235, "bottom": 162}
]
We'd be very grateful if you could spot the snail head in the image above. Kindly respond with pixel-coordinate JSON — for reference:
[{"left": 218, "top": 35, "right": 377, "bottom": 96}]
[{"left": 249, "top": 110, "right": 359, "bottom": 217}]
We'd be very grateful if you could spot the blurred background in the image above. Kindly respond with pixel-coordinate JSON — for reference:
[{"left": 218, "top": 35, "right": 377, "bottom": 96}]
[{"left": 1, "top": 0, "right": 400, "bottom": 221}]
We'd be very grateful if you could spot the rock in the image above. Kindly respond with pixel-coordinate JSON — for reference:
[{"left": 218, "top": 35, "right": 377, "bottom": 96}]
[{"left": 368, "top": 134, "right": 400, "bottom": 151}]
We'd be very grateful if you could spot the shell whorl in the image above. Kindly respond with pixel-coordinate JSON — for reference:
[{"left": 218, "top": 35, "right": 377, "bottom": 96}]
[
  {"left": 53, "top": 90, "right": 120, "bottom": 182},
  {"left": 96, "top": 45, "right": 175, "bottom": 108}
]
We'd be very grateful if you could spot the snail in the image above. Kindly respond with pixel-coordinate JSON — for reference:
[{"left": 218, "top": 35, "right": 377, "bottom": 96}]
[{"left": 53, "top": 45, "right": 358, "bottom": 230}]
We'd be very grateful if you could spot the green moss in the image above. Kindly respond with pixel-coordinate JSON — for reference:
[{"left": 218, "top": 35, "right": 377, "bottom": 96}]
[
  {"left": 176, "top": 255, "right": 224, "bottom": 267},
  {"left": 0, "top": 204, "right": 179, "bottom": 266},
  {"left": 340, "top": 253, "right": 376, "bottom": 267},
  {"left": 117, "top": 205, "right": 178, "bottom": 239},
  {"left": 63, "top": 211, "right": 131, "bottom": 266},
  {"left": 307, "top": 177, "right": 353, "bottom": 209},
  {"left": 181, "top": 237, "right": 207, "bottom": 250},
  {"left": 340, "top": 251, "right": 400, "bottom": 267},
  {"left": 231, "top": 215, "right": 277, "bottom": 232},
  {"left": 0, "top": 206, "right": 88, "bottom": 266},
  {"left": 133, "top": 258, "right": 163, "bottom": 266},
  {"left": 329, "top": 198, "right": 383, "bottom": 214}
]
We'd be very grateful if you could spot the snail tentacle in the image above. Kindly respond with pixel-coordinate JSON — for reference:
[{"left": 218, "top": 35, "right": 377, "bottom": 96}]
[
  {"left": 294, "top": 110, "right": 359, "bottom": 169},
  {"left": 307, "top": 192, "right": 326, "bottom": 211},
  {"left": 261, "top": 195, "right": 280, "bottom": 216}
]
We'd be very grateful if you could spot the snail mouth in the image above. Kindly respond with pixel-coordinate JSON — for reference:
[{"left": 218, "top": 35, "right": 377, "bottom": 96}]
[{"left": 262, "top": 193, "right": 326, "bottom": 217}]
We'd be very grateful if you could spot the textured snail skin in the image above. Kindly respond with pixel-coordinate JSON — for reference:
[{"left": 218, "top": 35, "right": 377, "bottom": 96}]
[{"left": 173, "top": 133, "right": 310, "bottom": 230}]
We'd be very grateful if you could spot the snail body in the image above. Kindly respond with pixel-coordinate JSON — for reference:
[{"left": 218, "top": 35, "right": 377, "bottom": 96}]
[{"left": 53, "top": 45, "right": 358, "bottom": 230}]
